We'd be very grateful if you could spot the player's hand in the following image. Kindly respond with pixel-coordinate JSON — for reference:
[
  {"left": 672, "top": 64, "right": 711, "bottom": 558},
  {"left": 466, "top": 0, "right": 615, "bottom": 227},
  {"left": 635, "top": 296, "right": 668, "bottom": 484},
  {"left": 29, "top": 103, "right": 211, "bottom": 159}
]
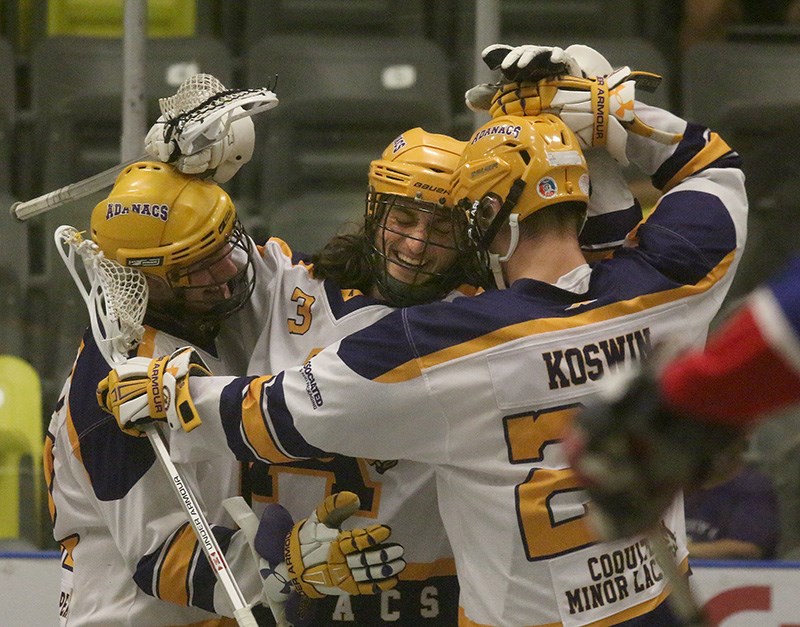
[
  {"left": 144, "top": 109, "right": 256, "bottom": 183},
  {"left": 96, "top": 347, "right": 211, "bottom": 436},
  {"left": 495, "top": 68, "right": 675, "bottom": 165},
  {"left": 466, "top": 42, "right": 608, "bottom": 113},
  {"left": 466, "top": 43, "right": 580, "bottom": 113},
  {"left": 564, "top": 365, "right": 747, "bottom": 540},
  {"left": 482, "top": 43, "right": 581, "bottom": 82},
  {"left": 284, "top": 491, "right": 405, "bottom": 599},
  {"left": 224, "top": 491, "right": 405, "bottom": 624},
  {"left": 223, "top": 497, "right": 305, "bottom": 627}
]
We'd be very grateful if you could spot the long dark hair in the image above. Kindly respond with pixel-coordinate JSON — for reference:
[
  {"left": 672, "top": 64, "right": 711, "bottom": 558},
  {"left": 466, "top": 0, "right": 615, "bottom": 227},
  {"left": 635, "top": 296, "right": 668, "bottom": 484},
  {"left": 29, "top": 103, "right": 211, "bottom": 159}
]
[{"left": 309, "top": 228, "right": 377, "bottom": 295}]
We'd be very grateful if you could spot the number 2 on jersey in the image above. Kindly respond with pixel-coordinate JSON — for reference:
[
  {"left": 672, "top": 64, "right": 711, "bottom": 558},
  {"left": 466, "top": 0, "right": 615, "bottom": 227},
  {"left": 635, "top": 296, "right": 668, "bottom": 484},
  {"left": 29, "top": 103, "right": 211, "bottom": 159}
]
[{"left": 504, "top": 404, "right": 599, "bottom": 561}]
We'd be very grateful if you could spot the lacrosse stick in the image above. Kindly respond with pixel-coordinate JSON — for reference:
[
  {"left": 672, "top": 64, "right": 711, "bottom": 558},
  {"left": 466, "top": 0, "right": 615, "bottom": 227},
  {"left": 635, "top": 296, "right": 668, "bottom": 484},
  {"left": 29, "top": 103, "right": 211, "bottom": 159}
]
[
  {"left": 647, "top": 530, "right": 709, "bottom": 627},
  {"left": 11, "top": 74, "right": 278, "bottom": 221},
  {"left": 55, "top": 225, "right": 258, "bottom": 627}
]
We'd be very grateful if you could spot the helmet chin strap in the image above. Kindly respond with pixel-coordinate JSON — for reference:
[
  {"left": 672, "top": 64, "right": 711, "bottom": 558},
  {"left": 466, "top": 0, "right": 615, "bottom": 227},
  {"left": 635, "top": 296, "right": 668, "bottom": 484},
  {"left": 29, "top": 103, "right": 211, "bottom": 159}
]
[{"left": 489, "top": 213, "right": 519, "bottom": 290}]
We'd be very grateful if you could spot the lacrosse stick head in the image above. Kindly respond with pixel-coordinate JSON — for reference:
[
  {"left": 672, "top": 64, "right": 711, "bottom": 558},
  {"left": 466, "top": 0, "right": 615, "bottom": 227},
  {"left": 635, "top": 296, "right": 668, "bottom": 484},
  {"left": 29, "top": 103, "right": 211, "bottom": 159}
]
[
  {"left": 90, "top": 161, "right": 255, "bottom": 341},
  {"left": 55, "top": 226, "right": 148, "bottom": 364},
  {"left": 158, "top": 73, "right": 278, "bottom": 156}
]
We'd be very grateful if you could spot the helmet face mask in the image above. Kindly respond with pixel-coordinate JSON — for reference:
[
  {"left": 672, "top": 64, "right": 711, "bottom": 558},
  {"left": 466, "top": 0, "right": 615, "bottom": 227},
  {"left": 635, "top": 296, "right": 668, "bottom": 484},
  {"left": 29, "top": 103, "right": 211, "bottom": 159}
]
[
  {"left": 365, "top": 190, "right": 470, "bottom": 305},
  {"left": 162, "top": 221, "right": 255, "bottom": 319}
]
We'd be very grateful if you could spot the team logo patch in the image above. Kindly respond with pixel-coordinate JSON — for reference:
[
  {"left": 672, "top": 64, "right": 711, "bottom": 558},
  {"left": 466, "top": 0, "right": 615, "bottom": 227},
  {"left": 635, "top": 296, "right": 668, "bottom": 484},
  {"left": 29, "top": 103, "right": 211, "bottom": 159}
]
[
  {"left": 104, "top": 202, "right": 170, "bottom": 222},
  {"left": 537, "top": 176, "right": 558, "bottom": 199},
  {"left": 300, "top": 362, "right": 324, "bottom": 409}
]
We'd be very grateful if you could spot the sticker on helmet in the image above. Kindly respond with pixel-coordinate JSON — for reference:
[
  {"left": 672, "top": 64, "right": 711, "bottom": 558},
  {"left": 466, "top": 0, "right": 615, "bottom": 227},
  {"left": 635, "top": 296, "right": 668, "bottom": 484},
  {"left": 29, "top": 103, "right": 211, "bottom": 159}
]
[
  {"left": 579, "top": 173, "right": 591, "bottom": 196},
  {"left": 537, "top": 177, "right": 558, "bottom": 199},
  {"left": 470, "top": 123, "right": 521, "bottom": 144},
  {"left": 127, "top": 257, "right": 164, "bottom": 267},
  {"left": 104, "top": 202, "right": 169, "bottom": 222},
  {"left": 545, "top": 150, "right": 584, "bottom": 166},
  {"left": 392, "top": 134, "right": 407, "bottom": 154}
]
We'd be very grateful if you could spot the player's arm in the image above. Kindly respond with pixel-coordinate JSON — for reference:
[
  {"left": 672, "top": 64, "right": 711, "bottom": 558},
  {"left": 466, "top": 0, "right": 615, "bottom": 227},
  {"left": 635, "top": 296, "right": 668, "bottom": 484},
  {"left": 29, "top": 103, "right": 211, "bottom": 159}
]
[
  {"left": 49, "top": 337, "right": 260, "bottom": 616},
  {"left": 467, "top": 44, "right": 644, "bottom": 255},
  {"left": 98, "top": 317, "right": 450, "bottom": 467},
  {"left": 468, "top": 42, "right": 747, "bottom": 272},
  {"left": 134, "top": 490, "right": 404, "bottom": 624}
]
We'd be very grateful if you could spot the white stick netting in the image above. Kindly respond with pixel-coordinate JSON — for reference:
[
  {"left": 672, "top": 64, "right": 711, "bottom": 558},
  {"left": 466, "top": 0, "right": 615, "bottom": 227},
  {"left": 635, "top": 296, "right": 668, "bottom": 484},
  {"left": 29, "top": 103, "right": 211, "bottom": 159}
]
[
  {"left": 56, "top": 226, "right": 148, "bottom": 362},
  {"left": 159, "top": 73, "right": 227, "bottom": 120}
]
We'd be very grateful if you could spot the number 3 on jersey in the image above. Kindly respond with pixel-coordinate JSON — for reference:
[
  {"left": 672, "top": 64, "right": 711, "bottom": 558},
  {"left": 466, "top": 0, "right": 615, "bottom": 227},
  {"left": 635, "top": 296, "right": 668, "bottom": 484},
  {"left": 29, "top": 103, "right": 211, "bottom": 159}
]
[
  {"left": 288, "top": 287, "right": 315, "bottom": 335},
  {"left": 504, "top": 404, "right": 598, "bottom": 561}
]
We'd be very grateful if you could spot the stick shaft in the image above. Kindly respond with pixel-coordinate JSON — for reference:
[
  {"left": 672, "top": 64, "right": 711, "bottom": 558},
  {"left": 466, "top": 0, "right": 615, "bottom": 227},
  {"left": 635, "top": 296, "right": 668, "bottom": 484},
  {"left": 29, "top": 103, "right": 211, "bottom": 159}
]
[
  {"left": 146, "top": 426, "right": 257, "bottom": 625},
  {"left": 647, "top": 530, "right": 708, "bottom": 627},
  {"left": 10, "top": 156, "right": 145, "bottom": 221}
]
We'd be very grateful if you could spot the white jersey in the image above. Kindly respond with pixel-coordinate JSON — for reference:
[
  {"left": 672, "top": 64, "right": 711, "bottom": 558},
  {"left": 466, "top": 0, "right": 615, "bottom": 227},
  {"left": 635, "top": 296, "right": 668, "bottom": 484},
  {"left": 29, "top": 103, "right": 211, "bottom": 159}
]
[
  {"left": 185, "top": 106, "right": 749, "bottom": 626},
  {"left": 229, "top": 238, "right": 469, "bottom": 625},
  {"left": 44, "top": 323, "right": 264, "bottom": 626}
]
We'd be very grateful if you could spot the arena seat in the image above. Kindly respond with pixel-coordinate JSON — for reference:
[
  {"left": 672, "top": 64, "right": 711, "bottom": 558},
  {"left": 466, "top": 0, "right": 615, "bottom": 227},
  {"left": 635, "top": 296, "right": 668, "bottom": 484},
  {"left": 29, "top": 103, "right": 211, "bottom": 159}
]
[
  {"left": 0, "top": 37, "right": 15, "bottom": 195},
  {"left": 0, "top": 191, "right": 28, "bottom": 359},
  {"left": 498, "top": 0, "right": 639, "bottom": 40},
  {"left": 45, "top": 0, "right": 196, "bottom": 37},
  {"left": 24, "top": 0, "right": 219, "bottom": 49},
  {"left": 240, "top": 0, "right": 426, "bottom": 51},
  {"left": 268, "top": 190, "right": 366, "bottom": 255},
  {"left": 0, "top": 355, "right": 43, "bottom": 545},
  {"left": 681, "top": 41, "right": 800, "bottom": 128},
  {"left": 244, "top": 33, "right": 451, "bottom": 246}
]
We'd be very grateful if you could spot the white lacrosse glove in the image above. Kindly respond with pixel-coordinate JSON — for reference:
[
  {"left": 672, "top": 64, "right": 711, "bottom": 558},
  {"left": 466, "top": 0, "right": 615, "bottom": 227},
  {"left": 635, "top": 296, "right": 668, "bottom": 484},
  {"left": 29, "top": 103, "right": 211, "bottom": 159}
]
[
  {"left": 482, "top": 43, "right": 581, "bottom": 82},
  {"left": 490, "top": 68, "right": 676, "bottom": 165},
  {"left": 223, "top": 497, "right": 298, "bottom": 627},
  {"left": 96, "top": 347, "right": 211, "bottom": 436},
  {"left": 466, "top": 42, "right": 680, "bottom": 165},
  {"left": 144, "top": 108, "right": 256, "bottom": 183}
]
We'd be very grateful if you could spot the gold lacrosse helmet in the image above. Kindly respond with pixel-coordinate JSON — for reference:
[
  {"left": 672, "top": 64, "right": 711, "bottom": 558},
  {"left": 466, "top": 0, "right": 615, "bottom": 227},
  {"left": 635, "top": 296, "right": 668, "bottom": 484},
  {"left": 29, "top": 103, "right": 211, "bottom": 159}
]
[
  {"left": 452, "top": 113, "right": 590, "bottom": 288},
  {"left": 365, "top": 128, "right": 475, "bottom": 304},
  {"left": 452, "top": 113, "right": 590, "bottom": 249},
  {"left": 91, "top": 161, "right": 254, "bottom": 333}
]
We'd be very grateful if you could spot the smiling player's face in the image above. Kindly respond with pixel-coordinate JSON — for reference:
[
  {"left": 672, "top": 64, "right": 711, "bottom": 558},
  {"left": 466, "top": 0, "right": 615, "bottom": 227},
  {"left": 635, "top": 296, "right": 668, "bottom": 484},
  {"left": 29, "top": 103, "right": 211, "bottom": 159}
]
[{"left": 377, "top": 200, "right": 459, "bottom": 288}]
